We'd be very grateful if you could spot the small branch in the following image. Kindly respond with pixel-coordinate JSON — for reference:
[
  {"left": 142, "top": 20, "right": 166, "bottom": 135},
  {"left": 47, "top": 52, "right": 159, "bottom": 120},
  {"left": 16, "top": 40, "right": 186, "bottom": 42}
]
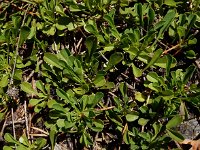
[
  {"left": 84, "top": 74, "right": 92, "bottom": 83},
  {"left": 6, "top": 120, "right": 25, "bottom": 126},
  {"left": 122, "top": 123, "right": 128, "bottom": 135},
  {"left": 29, "top": 133, "right": 48, "bottom": 137},
  {"left": 11, "top": 108, "right": 16, "bottom": 139},
  {"left": 29, "top": 113, "right": 33, "bottom": 143},
  {"left": 162, "top": 43, "right": 181, "bottom": 55},
  {"left": 31, "top": 127, "right": 49, "bottom": 135},
  {"left": 24, "top": 100, "right": 30, "bottom": 140},
  {"left": 108, "top": 92, "right": 117, "bottom": 97},
  {"left": 96, "top": 106, "right": 115, "bottom": 111},
  {"left": 157, "top": 40, "right": 170, "bottom": 49},
  {"left": 0, "top": 112, "right": 9, "bottom": 140},
  {"left": 10, "top": 4, "right": 30, "bottom": 85},
  {"left": 121, "top": 73, "right": 129, "bottom": 78},
  {"left": 25, "top": 60, "right": 43, "bottom": 82},
  {"left": 99, "top": 52, "right": 109, "bottom": 62}
]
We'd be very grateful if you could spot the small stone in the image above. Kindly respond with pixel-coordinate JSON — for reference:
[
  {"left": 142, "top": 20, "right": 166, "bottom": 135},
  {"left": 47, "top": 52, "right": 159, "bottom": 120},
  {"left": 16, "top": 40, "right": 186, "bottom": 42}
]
[{"left": 6, "top": 86, "right": 19, "bottom": 99}]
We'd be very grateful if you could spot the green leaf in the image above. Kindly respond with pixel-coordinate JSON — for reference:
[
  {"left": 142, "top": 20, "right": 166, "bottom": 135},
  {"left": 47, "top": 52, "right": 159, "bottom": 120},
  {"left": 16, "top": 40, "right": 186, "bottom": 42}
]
[
  {"left": 138, "top": 118, "right": 149, "bottom": 126},
  {"left": 0, "top": 112, "right": 6, "bottom": 122},
  {"left": 183, "top": 65, "right": 196, "bottom": 84},
  {"left": 0, "top": 35, "right": 6, "bottom": 43},
  {"left": 103, "top": 45, "right": 115, "bottom": 53},
  {"left": 180, "top": 101, "right": 189, "bottom": 120},
  {"left": 57, "top": 49, "right": 71, "bottom": 66},
  {"left": 145, "top": 83, "right": 161, "bottom": 92},
  {"left": 147, "top": 72, "right": 159, "bottom": 83},
  {"left": 105, "top": 52, "right": 124, "bottom": 71},
  {"left": 88, "top": 92, "right": 104, "bottom": 107},
  {"left": 56, "top": 89, "right": 73, "bottom": 104},
  {"left": 4, "top": 133, "right": 20, "bottom": 145},
  {"left": 93, "top": 75, "right": 106, "bottom": 87},
  {"left": 161, "top": 90, "right": 174, "bottom": 100},
  {"left": 64, "top": 121, "right": 76, "bottom": 129},
  {"left": 136, "top": 3, "right": 143, "bottom": 26},
  {"left": 138, "top": 132, "right": 151, "bottom": 142},
  {"left": 3, "top": 146, "right": 13, "bottom": 150},
  {"left": 148, "top": 7, "right": 155, "bottom": 25},
  {"left": 103, "top": 9, "right": 115, "bottom": 28},
  {"left": 100, "top": 82, "right": 115, "bottom": 89},
  {"left": 135, "top": 92, "right": 146, "bottom": 102},
  {"left": 73, "top": 87, "right": 86, "bottom": 95},
  {"left": 110, "top": 28, "right": 120, "bottom": 39},
  {"left": 57, "top": 119, "right": 65, "bottom": 128},
  {"left": 140, "top": 31, "right": 156, "bottom": 51},
  {"left": 36, "top": 80, "right": 46, "bottom": 94},
  {"left": 80, "top": 132, "right": 93, "bottom": 146},
  {"left": 188, "top": 38, "right": 197, "bottom": 45},
  {"left": 44, "top": 53, "right": 63, "bottom": 69},
  {"left": 56, "top": 17, "right": 70, "bottom": 30},
  {"left": 119, "top": 82, "right": 127, "bottom": 97},
  {"left": 154, "top": 55, "right": 177, "bottom": 68},
  {"left": 185, "top": 50, "right": 196, "bottom": 59},
  {"left": 155, "top": 9, "right": 176, "bottom": 41},
  {"left": 139, "top": 106, "right": 148, "bottom": 113},
  {"left": 12, "top": 16, "right": 21, "bottom": 29},
  {"left": 125, "top": 46, "right": 139, "bottom": 59},
  {"left": 164, "top": 0, "right": 177, "bottom": 6},
  {"left": 177, "top": 26, "right": 186, "bottom": 38},
  {"left": 89, "top": 119, "right": 104, "bottom": 132},
  {"left": 166, "top": 129, "right": 184, "bottom": 142},
  {"left": 29, "top": 99, "right": 42, "bottom": 106},
  {"left": 166, "top": 115, "right": 183, "bottom": 129},
  {"left": 19, "top": 26, "right": 30, "bottom": 46},
  {"left": 126, "top": 114, "right": 139, "bottom": 122},
  {"left": 0, "top": 74, "right": 9, "bottom": 87},
  {"left": 166, "top": 54, "right": 173, "bottom": 76},
  {"left": 85, "top": 36, "right": 97, "bottom": 61},
  {"left": 80, "top": 95, "right": 89, "bottom": 110},
  {"left": 143, "top": 49, "right": 163, "bottom": 71},
  {"left": 34, "top": 101, "right": 46, "bottom": 113},
  {"left": 132, "top": 63, "right": 142, "bottom": 77},
  {"left": 85, "top": 0, "right": 93, "bottom": 11},
  {"left": 19, "top": 135, "right": 29, "bottom": 146},
  {"left": 152, "top": 122, "right": 162, "bottom": 140},
  {"left": 16, "top": 146, "right": 27, "bottom": 150},
  {"left": 85, "top": 24, "right": 98, "bottom": 34},
  {"left": 50, "top": 130, "right": 56, "bottom": 150},
  {"left": 103, "top": 9, "right": 120, "bottom": 39},
  {"left": 28, "top": 19, "right": 36, "bottom": 39},
  {"left": 186, "top": 14, "right": 197, "bottom": 37},
  {"left": 123, "top": 128, "right": 130, "bottom": 144},
  {"left": 34, "top": 138, "right": 47, "bottom": 149},
  {"left": 20, "top": 82, "right": 38, "bottom": 95},
  {"left": 55, "top": 4, "right": 66, "bottom": 16}
]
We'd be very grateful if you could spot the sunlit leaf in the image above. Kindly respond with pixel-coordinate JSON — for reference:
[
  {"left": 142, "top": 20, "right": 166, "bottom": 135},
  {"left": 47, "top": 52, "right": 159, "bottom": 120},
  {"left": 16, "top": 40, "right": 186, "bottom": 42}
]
[
  {"left": 20, "top": 82, "right": 38, "bottom": 95},
  {"left": 166, "top": 115, "right": 183, "bottom": 129},
  {"left": 105, "top": 52, "right": 124, "bottom": 71}
]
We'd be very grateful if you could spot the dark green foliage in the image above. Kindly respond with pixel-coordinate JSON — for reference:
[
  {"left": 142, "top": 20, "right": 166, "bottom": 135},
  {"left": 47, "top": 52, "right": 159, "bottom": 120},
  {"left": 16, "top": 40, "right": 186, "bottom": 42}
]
[{"left": 0, "top": 0, "right": 200, "bottom": 149}]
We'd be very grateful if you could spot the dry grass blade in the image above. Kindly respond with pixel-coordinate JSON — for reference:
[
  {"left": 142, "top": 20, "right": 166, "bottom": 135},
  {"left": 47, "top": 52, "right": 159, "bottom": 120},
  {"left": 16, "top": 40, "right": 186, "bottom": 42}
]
[
  {"left": 29, "top": 133, "right": 48, "bottom": 137},
  {"left": 24, "top": 100, "right": 30, "bottom": 140},
  {"left": 31, "top": 126, "right": 49, "bottom": 135}
]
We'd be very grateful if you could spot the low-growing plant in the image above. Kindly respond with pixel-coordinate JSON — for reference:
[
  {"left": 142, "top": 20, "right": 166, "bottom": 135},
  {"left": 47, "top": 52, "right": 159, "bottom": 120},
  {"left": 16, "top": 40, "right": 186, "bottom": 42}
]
[{"left": 0, "top": 0, "right": 200, "bottom": 149}]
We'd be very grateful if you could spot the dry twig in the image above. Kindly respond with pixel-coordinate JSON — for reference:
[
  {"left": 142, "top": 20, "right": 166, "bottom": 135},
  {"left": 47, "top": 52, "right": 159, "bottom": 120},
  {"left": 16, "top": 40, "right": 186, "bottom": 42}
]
[{"left": 31, "top": 126, "right": 49, "bottom": 135}]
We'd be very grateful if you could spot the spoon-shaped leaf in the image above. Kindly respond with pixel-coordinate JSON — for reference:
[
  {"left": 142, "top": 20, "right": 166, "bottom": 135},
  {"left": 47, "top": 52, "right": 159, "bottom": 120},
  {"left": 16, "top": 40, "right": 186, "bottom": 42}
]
[
  {"left": 143, "top": 49, "right": 163, "bottom": 71},
  {"left": 105, "top": 52, "right": 124, "bottom": 71}
]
